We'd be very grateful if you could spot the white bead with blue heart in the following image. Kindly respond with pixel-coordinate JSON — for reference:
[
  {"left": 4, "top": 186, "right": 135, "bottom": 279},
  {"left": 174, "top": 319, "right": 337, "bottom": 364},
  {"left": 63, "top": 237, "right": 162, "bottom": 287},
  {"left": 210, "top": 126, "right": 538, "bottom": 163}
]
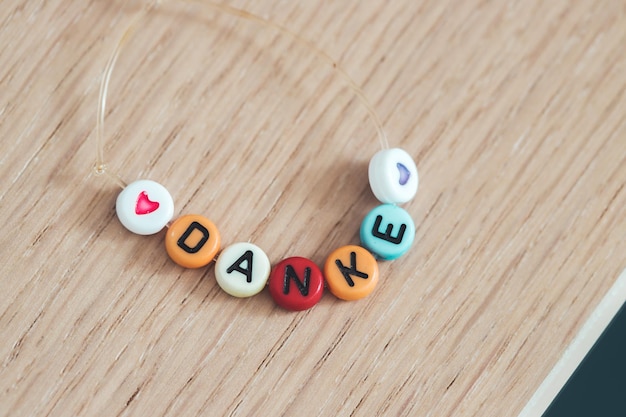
[{"left": 368, "top": 148, "right": 418, "bottom": 204}]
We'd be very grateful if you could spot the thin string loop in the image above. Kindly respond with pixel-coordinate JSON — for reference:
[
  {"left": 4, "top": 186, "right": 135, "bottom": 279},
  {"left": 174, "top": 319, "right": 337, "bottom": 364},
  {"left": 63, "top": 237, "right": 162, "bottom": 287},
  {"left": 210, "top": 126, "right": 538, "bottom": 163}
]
[{"left": 95, "top": 0, "right": 389, "bottom": 186}]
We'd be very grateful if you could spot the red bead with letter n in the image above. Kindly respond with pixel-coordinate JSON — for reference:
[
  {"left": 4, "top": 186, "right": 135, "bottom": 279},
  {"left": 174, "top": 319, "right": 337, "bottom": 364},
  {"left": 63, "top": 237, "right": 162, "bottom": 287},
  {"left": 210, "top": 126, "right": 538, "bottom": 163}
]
[{"left": 268, "top": 257, "right": 324, "bottom": 311}]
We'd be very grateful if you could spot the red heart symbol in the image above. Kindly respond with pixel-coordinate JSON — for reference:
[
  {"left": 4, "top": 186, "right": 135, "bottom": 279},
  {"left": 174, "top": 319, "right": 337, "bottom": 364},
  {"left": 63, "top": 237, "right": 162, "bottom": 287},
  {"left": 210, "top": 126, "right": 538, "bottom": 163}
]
[{"left": 135, "top": 191, "right": 160, "bottom": 215}]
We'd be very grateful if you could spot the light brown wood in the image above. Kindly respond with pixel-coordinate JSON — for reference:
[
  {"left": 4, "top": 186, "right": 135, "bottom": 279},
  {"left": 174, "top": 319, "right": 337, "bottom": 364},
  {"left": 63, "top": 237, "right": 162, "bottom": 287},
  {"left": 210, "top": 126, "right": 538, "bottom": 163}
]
[{"left": 1, "top": 0, "right": 625, "bottom": 415}]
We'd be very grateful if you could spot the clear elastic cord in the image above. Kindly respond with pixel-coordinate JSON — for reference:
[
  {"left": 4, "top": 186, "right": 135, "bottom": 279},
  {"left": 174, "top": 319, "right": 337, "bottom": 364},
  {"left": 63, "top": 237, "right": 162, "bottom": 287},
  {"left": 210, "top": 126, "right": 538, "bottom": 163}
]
[{"left": 95, "top": 0, "right": 390, "bottom": 187}]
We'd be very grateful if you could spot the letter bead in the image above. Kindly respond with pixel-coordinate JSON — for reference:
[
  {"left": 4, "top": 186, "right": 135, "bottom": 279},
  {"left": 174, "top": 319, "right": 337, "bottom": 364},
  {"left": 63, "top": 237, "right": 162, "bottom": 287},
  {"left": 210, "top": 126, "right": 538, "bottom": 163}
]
[
  {"left": 360, "top": 204, "right": 415, "bottom": 260},
  {"left": 368, "top": 148, "right": 419, "bottom": 204},
  {"left": 215, "top": 242, "right": 271, "bottom": 298},
  {"left": 324, "top": 245, "right": 379, "bottom": 301},
  {"left": 269, "top": 257, "right": 324, "bottom": 311},
  {"left": 116, "top": 179, "right": 174, "bottom": 235},
  {"left": 165, "top": 214, "right": 221, "bottom": 268}
]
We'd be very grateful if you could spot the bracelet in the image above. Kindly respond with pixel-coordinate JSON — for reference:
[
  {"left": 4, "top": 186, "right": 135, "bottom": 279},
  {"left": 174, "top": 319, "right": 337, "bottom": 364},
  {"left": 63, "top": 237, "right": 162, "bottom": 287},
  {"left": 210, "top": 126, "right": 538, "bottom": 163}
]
[{"left": 94, "top": 1, "right": 419, "bottom": 311}]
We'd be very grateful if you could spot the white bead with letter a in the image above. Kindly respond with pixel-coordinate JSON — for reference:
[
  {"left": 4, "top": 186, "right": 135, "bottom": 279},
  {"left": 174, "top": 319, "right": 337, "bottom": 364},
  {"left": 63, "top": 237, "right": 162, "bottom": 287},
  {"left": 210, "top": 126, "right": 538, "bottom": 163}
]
[{"left": 215, "top": 242, "right": 271, "bottom": 298}]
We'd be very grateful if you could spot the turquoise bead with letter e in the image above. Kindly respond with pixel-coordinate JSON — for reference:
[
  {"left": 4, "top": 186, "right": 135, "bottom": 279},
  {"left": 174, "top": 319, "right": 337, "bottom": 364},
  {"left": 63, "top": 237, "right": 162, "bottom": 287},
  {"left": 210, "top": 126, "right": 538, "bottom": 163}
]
[{"left": 360, "top": 204, "right": 415, "bottom": 260}]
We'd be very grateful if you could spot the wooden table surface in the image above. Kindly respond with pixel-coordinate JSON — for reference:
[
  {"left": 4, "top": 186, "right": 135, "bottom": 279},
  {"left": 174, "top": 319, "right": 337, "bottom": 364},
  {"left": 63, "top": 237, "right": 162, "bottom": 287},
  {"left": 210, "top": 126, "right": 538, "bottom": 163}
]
[{"left": 1, "top": 1, "right": 625, "bottom": 416}]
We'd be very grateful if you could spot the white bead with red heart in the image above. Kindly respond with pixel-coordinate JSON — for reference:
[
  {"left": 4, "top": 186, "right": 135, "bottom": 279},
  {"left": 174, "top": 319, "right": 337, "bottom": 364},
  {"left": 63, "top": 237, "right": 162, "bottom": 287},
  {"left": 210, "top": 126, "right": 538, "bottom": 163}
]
[{"left": 116, "top": 179, "right": 174, "bottom": 235}]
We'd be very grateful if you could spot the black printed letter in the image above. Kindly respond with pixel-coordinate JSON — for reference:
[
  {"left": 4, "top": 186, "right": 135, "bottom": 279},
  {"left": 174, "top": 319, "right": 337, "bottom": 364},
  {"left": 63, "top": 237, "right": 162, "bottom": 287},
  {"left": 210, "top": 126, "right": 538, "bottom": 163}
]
[
  {"left": 335, "top": 251, "right": 368, "bottom": 287},
  {"left": 177, "top": 221, "right": 209, "bottom": 254},
  {"left": 226, "top": 250, "right": 254, "bottom": 283},
  {"left": 283, "top": 265, "right": 310, "bottom": 296},
  {"left": 372, "top": 215, "right": 406, "bottom": 245}
]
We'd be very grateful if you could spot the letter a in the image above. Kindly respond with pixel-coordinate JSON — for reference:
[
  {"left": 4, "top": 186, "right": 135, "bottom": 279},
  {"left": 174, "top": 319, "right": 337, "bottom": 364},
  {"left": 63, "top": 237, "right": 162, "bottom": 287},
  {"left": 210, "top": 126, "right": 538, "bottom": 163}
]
[{"left": 226, "top": 250, "right": 254, "bottom": 283}]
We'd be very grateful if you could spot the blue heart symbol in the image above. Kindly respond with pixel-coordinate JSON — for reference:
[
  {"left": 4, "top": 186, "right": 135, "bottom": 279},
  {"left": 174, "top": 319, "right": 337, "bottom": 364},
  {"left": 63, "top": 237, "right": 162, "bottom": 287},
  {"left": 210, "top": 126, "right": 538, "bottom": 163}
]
[{"left": 397, "top": 163, "right": 411, "bottom": 185}]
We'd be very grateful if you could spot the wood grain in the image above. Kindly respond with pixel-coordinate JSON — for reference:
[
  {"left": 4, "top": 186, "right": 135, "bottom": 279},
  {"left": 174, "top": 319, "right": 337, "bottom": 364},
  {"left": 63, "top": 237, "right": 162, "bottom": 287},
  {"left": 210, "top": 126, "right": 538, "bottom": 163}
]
[{"left": 1, "top": 0, "right": 625, "bottom": 416}]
